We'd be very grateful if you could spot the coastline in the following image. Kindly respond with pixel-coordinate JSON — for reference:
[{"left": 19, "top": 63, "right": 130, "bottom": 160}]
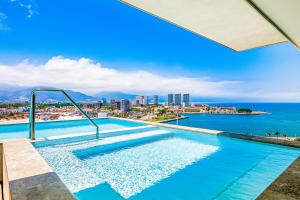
[
  {"left": 154, "top": 116, "right": 188, "bottom": 123},
  {"left": 0, "top": 117, "right": 88, "bottom": 125},
  {"left": 182, "top": 111, "right": 269, "bottom": 115}
]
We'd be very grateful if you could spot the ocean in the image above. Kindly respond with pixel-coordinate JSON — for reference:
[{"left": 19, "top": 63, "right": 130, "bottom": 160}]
[{"left": 165, "top": 103, "right": 300, "bottom": 137}]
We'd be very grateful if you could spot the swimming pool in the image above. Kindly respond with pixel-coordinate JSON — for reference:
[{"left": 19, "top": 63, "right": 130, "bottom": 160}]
[
  {"left": 0, "top": 118, "right": 144, "bottom": 139},
  {"left": 32, "top": 119, "right": 299, "bottom": 200}
]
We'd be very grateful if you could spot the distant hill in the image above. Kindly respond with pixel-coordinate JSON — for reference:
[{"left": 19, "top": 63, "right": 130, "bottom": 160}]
[
  {"left": 0, "top": 86, "right": 98, "bottom": 103},
  {"left": 0, "top": 86, "right": 240, "bottom": 104},
  {"left": 94, "top": 92, "right": 137, "bottom": 101}
]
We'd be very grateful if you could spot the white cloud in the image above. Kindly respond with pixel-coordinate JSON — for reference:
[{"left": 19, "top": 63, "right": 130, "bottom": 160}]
[
  {"left": 0, "top": 12, "right": 10, "bottom": 31},
  {"left": 10, "top": 0, "right": 38, "bottom": 18},
  {"left": 0, "top": 56, "right": 241, "bottom": 97}
]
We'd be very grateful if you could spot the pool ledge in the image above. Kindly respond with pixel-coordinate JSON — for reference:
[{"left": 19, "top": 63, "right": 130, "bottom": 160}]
[
  {"left": 257, "top": 156, "right": 300, "bottom": 200},
  {"left": 0, "top": 138, "right": 75, "bottom": 200},
  {"left": 221, "top": 132, "right": 300, "bottom": 148},
  {"left": 110, "top": 117, "right": 223, "bottom": 135},
  {"left": 110, "top": 117, "right": 300, "bottom": 148}
]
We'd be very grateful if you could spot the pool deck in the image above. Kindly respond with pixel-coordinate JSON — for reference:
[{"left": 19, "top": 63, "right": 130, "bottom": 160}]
[
  {"left": 257, "top": 157, "right": 300, "bottom": 200},
  {"left": 110, "top": 117, "right": 223, "bottom": 135},
  {"left": 0, "top": 138, "right": 75, "bottom": 200}
]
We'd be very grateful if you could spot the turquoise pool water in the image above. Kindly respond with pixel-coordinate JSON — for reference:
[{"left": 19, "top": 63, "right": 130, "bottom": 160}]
[
  {"left": 34, "top": 121, "right": 300, "bottom": 200},
  {"left": 0, "top": 118, "right": 143, "bottom": 139}
]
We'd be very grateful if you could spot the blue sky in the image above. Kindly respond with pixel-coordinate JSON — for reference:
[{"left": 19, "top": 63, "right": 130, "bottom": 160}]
[{"left": 0, "top": 0, "right": 300, "bottom": 101}]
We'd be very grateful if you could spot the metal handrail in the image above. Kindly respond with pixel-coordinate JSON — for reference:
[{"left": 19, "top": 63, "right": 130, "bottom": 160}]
[{"left": 29, "top": 89, "right": 99, "bottom": 140}]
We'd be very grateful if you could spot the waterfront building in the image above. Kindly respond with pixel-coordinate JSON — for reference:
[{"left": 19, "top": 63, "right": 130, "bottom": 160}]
[
  {"left": 83, "top": 103, "right": 94, "bottom": 109},
  {"left": 167, "top": 94, "right": 174, "bottom": 106},
  {"left": 101, "top": 98, "right": 107, "bottom": 104},
  {"left": 95, "top": 101, "right": 102, "bottom": 109},
  {"left": 110, "top": 99, "right": 116, "bottom": 105},
  {"left": 17, "top": 107, "right": 27, "bottom": 112},
  {"left": 142, "top": 96, "right": 149, "bottom": 105},
  {"left": 153, "top": 95, "right": 158, "bottom": 105},
  {"left": 135, "top": 96, "right": 142, "bottom": 106},
  {"left": 120, "top": 99, "right": 130, "bottom": 112},
  {"left": 135, "top": 96, "right": 149, "bottom": 106},
  {"left": 174, "top": 94, "right": 182, "bottom": 106},
  {"left": 183, "top": 94, "right": 190, "bottom": 107},
  {"left": 112, "top": 101, "right": 121, "bottom": 110},
  {"left": 98, "top": 112, "right": 108, "bottom": 118}
]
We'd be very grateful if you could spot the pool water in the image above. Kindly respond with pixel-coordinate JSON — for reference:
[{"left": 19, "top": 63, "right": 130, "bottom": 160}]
[
  {"left": 0, "top": 118, "right": 143, "bottom": 139},
  {"left": 33, "top": 120, "right": 300, "bottom": 200}
]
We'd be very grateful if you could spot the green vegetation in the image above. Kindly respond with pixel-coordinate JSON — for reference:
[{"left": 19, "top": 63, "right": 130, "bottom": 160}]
[
  {"left": 266, "top": 132, "right": 273, "bottom": 137},
  {"left": 266, "top": 131, "right": 288, "bottom": 138},
  {"left": 153, "top": 114, "right": 178, "bottom": 122},
  {"left": 101, "top": 104, "right": 112, "bottom": 110},
  {"left": 274, "top": 131, "right": 280, "bottom": 138},
  {"left": 131, "top": 107, "right": 141, "bottom": 112},
  {"left": 157, "top": 108, "right": 167, "bottom": 116},
  {"left": 237, "top": 108, "right": 252, "bottom": 113}
]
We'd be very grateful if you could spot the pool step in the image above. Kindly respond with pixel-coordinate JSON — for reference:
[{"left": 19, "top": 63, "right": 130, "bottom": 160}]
[
  {"left": 36, "top": 129, "right": 173, "bottom": 193},
  {"left": 213, "top": 153, "right": 297, "bottom": 199},
  {"left": 34, "top": 125, "right": 158, "bottom": 148},
  {"left": 40, "top": 125, "right": 155, "bottom": 140},
  {"left": 74, "top": 130, "right": 173, "bottom": 159}
]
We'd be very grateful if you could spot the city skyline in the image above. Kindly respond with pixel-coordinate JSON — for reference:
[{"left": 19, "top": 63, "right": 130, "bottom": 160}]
[{"left": 0, "top": 0, "right": 300, "bottom": 102}]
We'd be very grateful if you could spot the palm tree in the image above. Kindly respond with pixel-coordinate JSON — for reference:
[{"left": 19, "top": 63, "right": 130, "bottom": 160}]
[
  {"left": 274, "top": 131, "right": 280, "bottom": 139},
  {"left": 266, "top": 132, "right": 273, "bottom": 137}
]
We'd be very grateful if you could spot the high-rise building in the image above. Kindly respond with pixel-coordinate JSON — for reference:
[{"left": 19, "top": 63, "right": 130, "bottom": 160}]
[
  {"left": 110, "top": 99, "right": 116, "bottom": 104},
  {"left": 95, "top": 101, "right": 102, "bottom": 108},
  {"left": 101, "top": 98, "right": 107, "bottom": 104},
  {"left": 135, "top": 96, "right": 149, "bottom": 106},
  {"left": 120, "top": 99, "right": 130, "bottom": 112},
  {"left": 142, "top": 96, "right": 149, "bottom": 105},
  {"left": 183, "top": 94, "right": 190, "bottom": 107},
  {"left": 110, "top": 99, "right": 120, "bottom": 110},
  {"left": 167, "top": 94, "right": 174, "bottom": 106},
  {"left": 174, "top": 94, "right": 182, "bottom": 106},
  {"left": 135, "top": 96, "right": 142, "bottom": 106},
  {"left": 153, "top": 95, "right": 158, "bottom": 105}
]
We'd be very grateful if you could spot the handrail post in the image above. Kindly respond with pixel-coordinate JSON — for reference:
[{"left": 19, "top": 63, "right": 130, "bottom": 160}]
[
  {"left": 29, "top": 91, "right": 36, "bottom": 140},
  {"left": 61, "top": 91, "right": 100, "bottom": 136},
  {"left": 29, "top": 89, "right": 99, "bottom": 140}
]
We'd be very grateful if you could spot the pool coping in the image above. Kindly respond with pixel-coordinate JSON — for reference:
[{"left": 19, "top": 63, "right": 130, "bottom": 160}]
[
  {"left": 110, "top": 117, "right": 223, "bottom": 135},
  {"left": 257, "top": 156, "right": 300, "bottom": 200},
  {"left": 0, "top": 138, "right": 76, "bottom": 200}
]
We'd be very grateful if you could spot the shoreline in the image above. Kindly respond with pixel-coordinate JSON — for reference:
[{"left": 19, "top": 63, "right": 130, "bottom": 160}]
[
  {"left": 154, "top": 116, "right": 188, "bottom": 123},
  {"left": 0, "top": 117, "right": 92, "bottom": 126},
  {"left": 182, "top": 111, "right": 269, "bottom": 115}
]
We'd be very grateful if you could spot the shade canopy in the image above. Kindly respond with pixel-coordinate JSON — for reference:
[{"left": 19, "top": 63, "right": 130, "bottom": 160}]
[{"left": 121, "top": 0, "right": 300, "bottom": 51}]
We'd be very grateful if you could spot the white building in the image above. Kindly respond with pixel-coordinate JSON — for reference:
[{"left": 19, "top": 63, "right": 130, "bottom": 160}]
[
  {"left": 135, "top": 96, "right": 149, "bottom": 106},
  {"left": 98, "top": 112, "right": 108, "bottom": 118}
]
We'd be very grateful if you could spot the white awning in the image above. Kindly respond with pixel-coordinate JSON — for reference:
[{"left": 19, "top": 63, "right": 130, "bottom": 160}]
[{"left": 121, "top": 0, "right": 300, "bottom": 51}]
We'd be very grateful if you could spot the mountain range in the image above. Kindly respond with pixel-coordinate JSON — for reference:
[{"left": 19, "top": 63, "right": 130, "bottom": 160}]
[
  {"left": 0, "top": 87, "right": 97, "bottom": 103},
  {"left": 0, "top": 86, "right": 234, "bottom": 103},
  {"left": 0, "top": 87, "right": 141, "bottom": 103}
]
